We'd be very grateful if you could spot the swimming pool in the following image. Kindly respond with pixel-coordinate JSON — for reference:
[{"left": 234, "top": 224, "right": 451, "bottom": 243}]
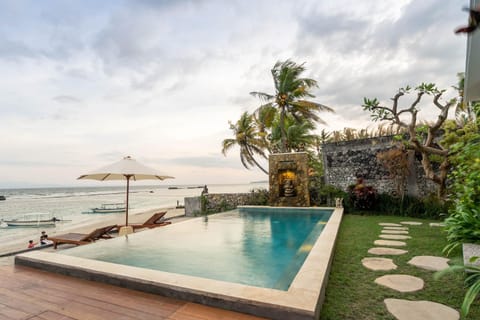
[
  {"left": 16, "top": 206, "right": 343, "bottom": 320},
  {"left": 62, "top": 207, "right": 331, "bottom": 290}
]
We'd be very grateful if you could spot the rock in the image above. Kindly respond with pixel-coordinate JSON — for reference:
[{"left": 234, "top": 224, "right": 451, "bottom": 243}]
[
  {"left": 379, "top": 234, "right": 412, "bottom": 240},
  {"left": 362, "top": 257, "right": 397, "bottom": 271},
  {"left": 408, "top": 256, "right": 450, "bottom": 271},
  {"left": 368, "top": 247, "right": 408, "bottom": 255},
  {"left": 375, "top": 274, "right": 424, "bottom": 292},
  {"left": 384, "top": 299, "right": 459, "bottom": 320},
  {"left": 374, "top": 240, "right": 407, "bottom": 247}
]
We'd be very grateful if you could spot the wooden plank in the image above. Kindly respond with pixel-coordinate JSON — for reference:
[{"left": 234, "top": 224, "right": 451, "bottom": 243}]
[
  {"left": 0, "top": 266, "right": 266, "bottom": 320},
  {"left": 170, "top": 303, "right": 269, "bottom": 320},
  {"left": 0, "top": 303, "right": 30, "bottom": 320},
  {"left": 33, "top": 310, "right": 76, "bottom": 320}
]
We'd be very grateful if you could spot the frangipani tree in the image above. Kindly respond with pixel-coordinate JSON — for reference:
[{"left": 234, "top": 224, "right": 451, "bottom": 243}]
[{"left": 362, "top": 83, "right": 457, "bottom": 197}]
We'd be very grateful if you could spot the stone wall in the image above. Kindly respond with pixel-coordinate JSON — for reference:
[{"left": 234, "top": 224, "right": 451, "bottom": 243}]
[
  {"left": 269, "top": 152, "right": 310, "bottom": 207},
  {"left": 322, "top": 136, "right": 436, "bottom": 197},
  {"left": 184, "top": 192, "right": 266, "bottom": 216}
]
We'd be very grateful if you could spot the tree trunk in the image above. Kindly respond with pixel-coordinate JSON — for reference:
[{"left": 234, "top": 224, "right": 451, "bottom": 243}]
[
  {"left": 246, "top": 147, "right": 269, "bottom": 174},
  {"left": 279, "top": 106, "right": 288, "bottom": 153}
]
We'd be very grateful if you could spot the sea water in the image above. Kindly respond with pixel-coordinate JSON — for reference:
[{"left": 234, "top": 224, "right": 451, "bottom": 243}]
[{"left": 0, "top": 183, "right": 267, "bottom": 250}]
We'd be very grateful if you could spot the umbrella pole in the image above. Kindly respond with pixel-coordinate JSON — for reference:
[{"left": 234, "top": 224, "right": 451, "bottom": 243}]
[{"left": 125, "top": 175, "right": 130, "bottom": 226}]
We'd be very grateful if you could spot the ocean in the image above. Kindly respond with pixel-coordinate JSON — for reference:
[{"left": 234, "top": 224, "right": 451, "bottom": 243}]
[{"left": 0, "top": 183, "right": 268, "bottom": 250}]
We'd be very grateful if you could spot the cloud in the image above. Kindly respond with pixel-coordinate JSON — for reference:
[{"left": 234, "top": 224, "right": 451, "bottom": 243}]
[
  {"left": 0, "top": 0, "right": 469, "bottom": 187},
  {"left": 53, "top": 95, "right": 82, "bottom": 104}
]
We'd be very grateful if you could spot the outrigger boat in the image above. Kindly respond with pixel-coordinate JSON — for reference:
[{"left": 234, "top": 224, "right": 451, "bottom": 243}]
[
  {"left": 87, "top": 203, "right": 127, "bottom": 214},
  {"left": 1, "top": 212, "right": 59, "bottom": 227}
]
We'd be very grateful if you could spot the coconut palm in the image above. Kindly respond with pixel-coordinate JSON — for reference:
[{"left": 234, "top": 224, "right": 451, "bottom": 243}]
[
  {"left": 222, "top": 112, "right": 268, "bottom": 174},
  {"left": 250, "top": 59, "right": 333, "bottom": 152},
  {"left": 270, "top": 114, "right": 317, "bottom": 152}
]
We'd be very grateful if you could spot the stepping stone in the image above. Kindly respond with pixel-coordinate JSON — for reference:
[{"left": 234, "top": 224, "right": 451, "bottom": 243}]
[
  {"left": 362, "top": 257, "right": 397, "bottom": 271},
  {"left": 381, "top": 229, "right": 409, "bottom": 234},
  {"left": 429, "top": 222, "right": 445, "bottom": 227},
  {"left": 400, "top": 221, "right": 422, "bottom": 225},
  {"left": 380, "top": 234, "right": 412, "bottom": 240},
  {"left": 374, "top": 240, "right": 407, "bottom": 247},
  {"left": 384, "top": 226, "right": 409, "bottom": 230},
  {"left": 375, "top": 274, "right": 424, "bottom": 292},
  {"left": 408, "top": 256, "right": 450, "bottom": 271},
  {"left": 384, "top": 299, "right": 459, "bottom": 320},
  {"left": 368, "top": 247, "right": 408, "bottom": 256},
  {"left": 379, "top": 223, "right": 402, "bottom": 227}
]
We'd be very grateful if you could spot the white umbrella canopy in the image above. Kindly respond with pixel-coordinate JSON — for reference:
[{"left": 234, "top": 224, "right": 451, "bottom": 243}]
[{"left": 78, "top": 156, "right": 174, "bottom": 226}]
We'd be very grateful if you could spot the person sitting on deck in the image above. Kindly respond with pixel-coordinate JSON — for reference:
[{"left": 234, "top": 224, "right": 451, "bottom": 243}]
[{"left": 40, "top": 231, "right": 53, "bottom": 245}]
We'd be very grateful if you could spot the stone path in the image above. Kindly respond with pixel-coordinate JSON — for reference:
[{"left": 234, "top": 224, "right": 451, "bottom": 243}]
[
  {"left": 384, "top": 299, "right": 459, "bottom": 320},
  {"left": 379, "top": 234, "right": 412, "bottom": 240},
  {"left": 368, "top": 247, "right": 408, "bottom": 256},
  {"left": 400, "top": 221, "right": 423, "bottom": 226},
  {"left": 408, "top": 256, "right": 450, "bottom": 271},
  {"left": 364, "top": 222, "right": 459, "bottom": 319},
  {"left": 374, "top": 239, "right": 407, "bottom": 247},
  {"left": 362, "top": 257, "right": 397, "bottom": 271},
  {"left": 375, "top": 274, "right": 424, "bottom": 292},
  {"left": 381, "top": 229, "right": 409, "bottom": 234},
  {"left": 384, "top": 226, "right": 409, "bottom": 230},
  {"left": 429, "top": 222, "right": 445, "bottom": 227},
  {"left": 379, "top": 223, "right": 403, "bottom": 227}
]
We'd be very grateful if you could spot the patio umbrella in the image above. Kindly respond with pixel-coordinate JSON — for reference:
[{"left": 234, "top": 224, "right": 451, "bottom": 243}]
[{"left": 78, "top": 156, "right": 174, "bottom": 226}]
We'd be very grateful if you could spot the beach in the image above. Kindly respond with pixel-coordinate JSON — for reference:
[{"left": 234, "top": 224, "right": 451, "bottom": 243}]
[{"left": 0, "top": 206, "right": 188, "bottom": 264}]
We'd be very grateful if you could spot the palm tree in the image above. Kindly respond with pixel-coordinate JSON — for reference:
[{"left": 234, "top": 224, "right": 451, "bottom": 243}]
[
  {"left": 222, "top": 112, "right": 268, "bottom": 174},
  {"left": 270, "top": 114, "right": 317, "bottom": 152},
  {"left": 250, "top": 59, "right": 333, "bottom": 152}
]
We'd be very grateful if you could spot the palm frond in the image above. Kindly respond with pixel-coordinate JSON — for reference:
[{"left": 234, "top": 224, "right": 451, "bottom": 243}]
[{"left": 250, "top": 91, "right": 274, "bottom": 101}]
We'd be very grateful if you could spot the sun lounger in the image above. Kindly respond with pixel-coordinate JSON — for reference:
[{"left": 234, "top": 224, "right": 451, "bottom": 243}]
[
  {"left": 49, "top": 225, "right": 117, "bottom": 249},
  {"left": 119, "top": 211, "right": 171, "bottom": 230}
]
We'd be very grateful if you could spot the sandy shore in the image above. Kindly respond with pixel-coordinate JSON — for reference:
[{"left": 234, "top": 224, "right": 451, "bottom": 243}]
[{"left": 0, "top": 207, "right": 188, "bottom": 261}]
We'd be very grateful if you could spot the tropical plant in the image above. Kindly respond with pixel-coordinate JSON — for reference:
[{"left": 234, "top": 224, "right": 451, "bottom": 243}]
[
  {"left": 269, "top": 114, "right": 317, "bottom": 152},
  {"left": 222, "top": 111, "right": 269, "bottom": 174},
  {"left": 435, "top": 256, "right": 480, "bottom": 318},
  {"left": 444, "top": 103, "right": 480, "bottom": 255},
  {"left": 250, "top": 60, "right": 333, "bottom": 152}
]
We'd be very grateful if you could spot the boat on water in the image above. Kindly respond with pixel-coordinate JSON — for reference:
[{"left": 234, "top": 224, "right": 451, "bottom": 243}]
[
  {"left": 1, "top": 212, "right": 59, "bottom": 227},
  {"left": 0, "top": 195, "right": 5, "bottom": 201},
  {"left": 86, "top": 203, "right": 127, "bottom": 214}
]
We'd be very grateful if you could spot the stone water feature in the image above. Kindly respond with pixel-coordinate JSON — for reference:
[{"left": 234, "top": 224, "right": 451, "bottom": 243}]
[{"left": 269, "top": 152, "right": 310, "bottom": 207}]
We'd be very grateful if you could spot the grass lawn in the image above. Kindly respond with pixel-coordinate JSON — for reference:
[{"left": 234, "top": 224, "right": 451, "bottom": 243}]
[{"left": 320, "top": 214, "right": 480, "bottom": 320}]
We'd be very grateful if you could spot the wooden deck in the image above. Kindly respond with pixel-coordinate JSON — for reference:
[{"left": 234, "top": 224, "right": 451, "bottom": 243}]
[{"left": 0, "top": 265, "right": 267, "bottom": 320}]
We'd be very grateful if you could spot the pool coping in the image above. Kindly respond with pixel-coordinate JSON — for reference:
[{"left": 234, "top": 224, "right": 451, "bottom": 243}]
[{"left": 15, "top": 206, "right": 343, "bottom": 320}]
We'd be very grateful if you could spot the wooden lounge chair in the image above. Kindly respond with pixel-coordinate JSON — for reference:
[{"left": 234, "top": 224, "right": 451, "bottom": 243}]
[
  {"left": 120, "top": 211, "right": 171, "bottom": 231},
  {"left": 49, "top": 225, "right": 117, "bottom": 249}
]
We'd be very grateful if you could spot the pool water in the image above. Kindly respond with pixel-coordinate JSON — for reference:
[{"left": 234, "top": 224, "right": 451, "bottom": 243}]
[{"left": 61, "top": 207, "right": 332, "bottom": 290}]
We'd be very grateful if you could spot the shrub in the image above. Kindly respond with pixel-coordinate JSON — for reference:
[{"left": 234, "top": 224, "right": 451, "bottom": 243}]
[
  {"left": 247, "top": 188, "right": 269, "bottom": 205},
  {"left": 347, "top": 177, "right": 377, "bottom": 210},
  {"left": 444, "top": 104, "right": 480, "bottom": 254}
]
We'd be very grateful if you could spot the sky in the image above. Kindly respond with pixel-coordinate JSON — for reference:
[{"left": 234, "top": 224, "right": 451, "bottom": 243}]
[{"left": 0, "top": 0, "right": 471, "bottom": 188}]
